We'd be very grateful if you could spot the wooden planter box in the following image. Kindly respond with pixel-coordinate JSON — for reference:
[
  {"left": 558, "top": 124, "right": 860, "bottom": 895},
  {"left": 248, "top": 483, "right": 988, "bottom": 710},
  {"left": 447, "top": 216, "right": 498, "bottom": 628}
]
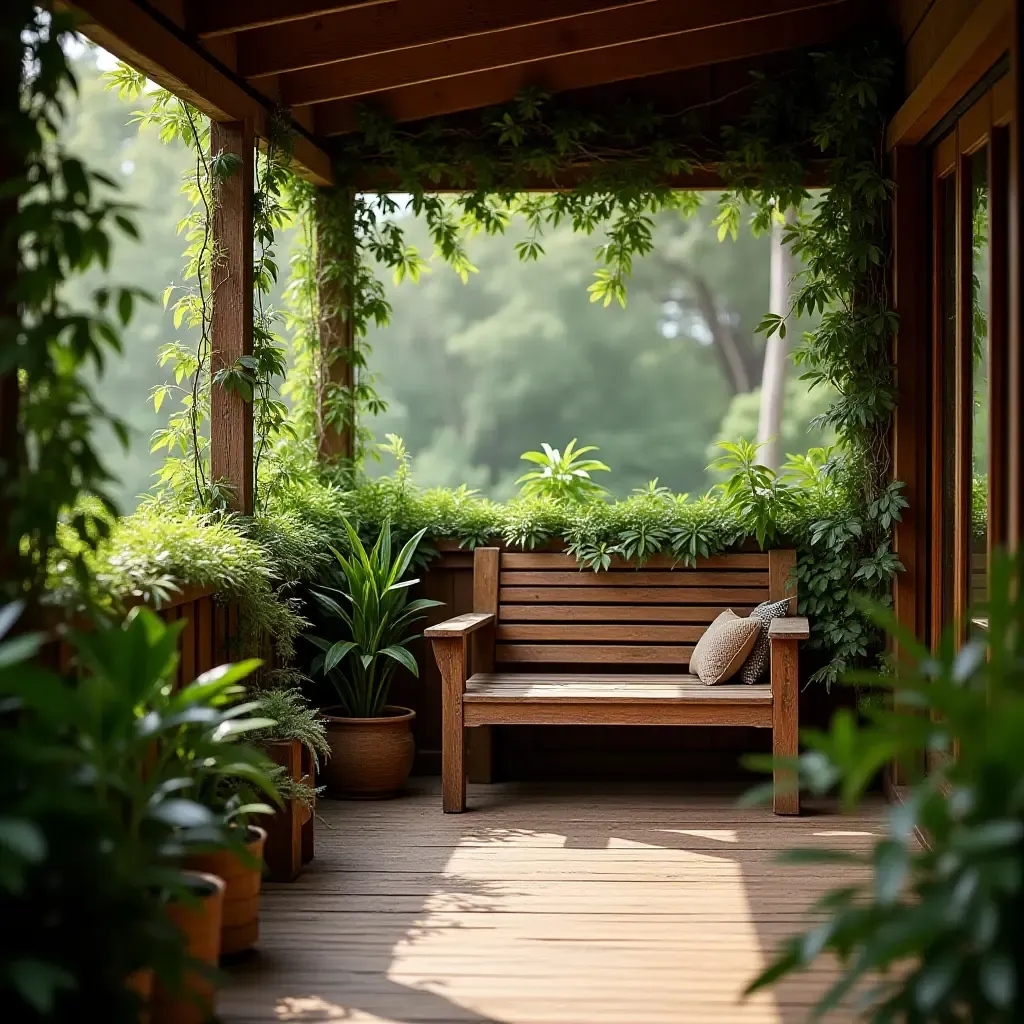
[
  {"left": 262, "top": 739, "right": 315, "bottom": 881},
  {"left": 301, "top": 744, "right": 315, "bottom": 864}
]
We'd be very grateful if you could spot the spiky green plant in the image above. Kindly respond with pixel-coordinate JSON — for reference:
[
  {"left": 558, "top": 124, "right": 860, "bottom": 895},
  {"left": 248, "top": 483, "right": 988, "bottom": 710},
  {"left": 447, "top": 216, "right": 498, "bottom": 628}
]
[
  {"left": 515, "top": 439, "right": 611, "bottom": 502},
  {"left": 307, "top": 518, "right": 443, "bottom": 717}
]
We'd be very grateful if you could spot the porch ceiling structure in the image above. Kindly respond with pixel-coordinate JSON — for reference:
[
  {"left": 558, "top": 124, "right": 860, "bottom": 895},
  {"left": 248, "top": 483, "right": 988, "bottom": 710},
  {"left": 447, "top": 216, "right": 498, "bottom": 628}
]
[{"left": 65, "top": 0, "right": 882, "bottom": 187}]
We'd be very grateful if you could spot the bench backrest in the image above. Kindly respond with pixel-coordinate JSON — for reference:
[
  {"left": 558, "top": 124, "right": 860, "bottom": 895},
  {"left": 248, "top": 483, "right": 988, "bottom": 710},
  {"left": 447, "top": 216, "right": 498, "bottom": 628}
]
[{"left": 472, "top": 548, "right": 797, "bottom": 670}]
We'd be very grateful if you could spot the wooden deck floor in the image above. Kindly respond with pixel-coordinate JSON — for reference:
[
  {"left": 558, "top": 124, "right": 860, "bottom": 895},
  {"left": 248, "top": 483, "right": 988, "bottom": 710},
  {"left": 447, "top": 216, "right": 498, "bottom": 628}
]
[{"left": 221, "top": 779, "right": 884, "bottom": 1024}]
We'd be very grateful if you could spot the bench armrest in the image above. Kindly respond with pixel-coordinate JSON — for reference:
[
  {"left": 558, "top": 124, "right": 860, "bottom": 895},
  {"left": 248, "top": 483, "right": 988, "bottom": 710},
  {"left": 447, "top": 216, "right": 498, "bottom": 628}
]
[
  {"left": 425, "top": 612, "right": 495, "bottom": 639},
  {"left": 769, "top": 616, "right": 810, "bottom": 641}
]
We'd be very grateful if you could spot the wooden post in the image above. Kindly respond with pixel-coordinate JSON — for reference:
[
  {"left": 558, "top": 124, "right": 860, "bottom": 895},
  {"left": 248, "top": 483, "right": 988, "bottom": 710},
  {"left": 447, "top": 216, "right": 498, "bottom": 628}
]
[
  {"left": 316, "top": 188, "right": 356, "bottom": 468},
  {"left": 210, "top": 119, "right": 254, "bottom": 515},
  {"left": 891, "top": 146, "right": 930, "bottom": 653}
]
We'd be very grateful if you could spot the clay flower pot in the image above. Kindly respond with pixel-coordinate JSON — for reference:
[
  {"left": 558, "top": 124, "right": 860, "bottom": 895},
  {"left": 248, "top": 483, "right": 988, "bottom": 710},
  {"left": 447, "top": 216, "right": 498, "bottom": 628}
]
[
  {"left": 152, "top": 871, "right": 224, "bottom": 1024},
  {"left": 321, "top": 705, "right": 415, "bottom": 798},
  {"left": 125, "top": 967, "right": 153, "bottom": 1023},
  {"left": 184, "top": 825, "right": 267, "bottom": 955}
]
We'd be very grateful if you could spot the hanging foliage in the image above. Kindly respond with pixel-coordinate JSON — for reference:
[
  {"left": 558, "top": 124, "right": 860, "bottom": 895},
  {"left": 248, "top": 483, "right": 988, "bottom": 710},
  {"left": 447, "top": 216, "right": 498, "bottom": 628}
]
[{"left": 0, "top": 6, "right": 145, "bottom": 599}]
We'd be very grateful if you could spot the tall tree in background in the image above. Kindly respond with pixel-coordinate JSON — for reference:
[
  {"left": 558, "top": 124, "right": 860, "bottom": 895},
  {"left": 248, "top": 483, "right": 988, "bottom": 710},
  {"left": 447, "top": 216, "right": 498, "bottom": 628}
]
[{"left": 756, "top": 210, "right": 794, "bottom": 471}]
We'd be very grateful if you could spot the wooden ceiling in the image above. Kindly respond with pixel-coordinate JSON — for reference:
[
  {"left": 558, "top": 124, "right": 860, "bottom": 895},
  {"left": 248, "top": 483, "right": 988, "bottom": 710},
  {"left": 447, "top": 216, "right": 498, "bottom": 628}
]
[{"left": 68, "top": 0, "right": 881, "bottom": 185}]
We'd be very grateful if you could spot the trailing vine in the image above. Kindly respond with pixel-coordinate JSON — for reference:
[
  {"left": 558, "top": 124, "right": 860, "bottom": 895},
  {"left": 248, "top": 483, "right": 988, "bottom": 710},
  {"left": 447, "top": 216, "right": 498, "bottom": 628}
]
[
  {"left": 109, "top": 67, "right": 297, "bottom": 511},
  {"left": 281, "top": 38, "right": 903, "bottom": 684},
  {"left": 94, "top": 38, "right": 905, "bottom": 686},
  {"left": 1, "top": 7, "right": 145, "bottom": 599}
]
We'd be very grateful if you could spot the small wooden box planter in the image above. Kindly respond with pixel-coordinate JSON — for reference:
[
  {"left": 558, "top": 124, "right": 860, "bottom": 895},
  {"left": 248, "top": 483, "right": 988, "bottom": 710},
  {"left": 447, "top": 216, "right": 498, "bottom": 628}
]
[
  {"left": 301, "top": 744, "right": 315, "bottom": 864},
  {"left": 262, "top": 739, "right": 315, "bottom": 881}
]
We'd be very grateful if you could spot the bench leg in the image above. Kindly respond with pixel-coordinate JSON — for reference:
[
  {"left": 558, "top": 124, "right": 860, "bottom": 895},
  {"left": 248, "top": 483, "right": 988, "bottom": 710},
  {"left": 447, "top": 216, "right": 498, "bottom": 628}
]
[
  {"left": 771, "top": 637, "right": 800, "bottom": 815},
  {"left": 434, "top": 637, "right": 467, "bottom": 813}
]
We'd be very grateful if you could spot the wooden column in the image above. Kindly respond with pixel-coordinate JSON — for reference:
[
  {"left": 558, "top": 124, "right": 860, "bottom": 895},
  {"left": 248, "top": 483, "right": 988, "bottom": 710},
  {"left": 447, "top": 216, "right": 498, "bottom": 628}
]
[
  {"left": 891, "top": 146, "right": 930, "bottom": 652},
  {"left": 1010, "top": 3, "right": 1024, "bottom": 551},
  {"left": 210, "top": 119, "right": 254, "bottom": 515},
  {"left": 316, "top": 188, "right": 355, "bottom": 469}
]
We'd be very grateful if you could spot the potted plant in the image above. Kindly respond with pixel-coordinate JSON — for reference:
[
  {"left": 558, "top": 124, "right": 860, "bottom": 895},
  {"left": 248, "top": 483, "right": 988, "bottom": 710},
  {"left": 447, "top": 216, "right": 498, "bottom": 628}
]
[
  {"left": 0, "top": 604, "right": 278, "bottom": 1022},
  {"left": 746, "top": 552, "right": 1024, "bottom": 1020},
  {"left": 0, "top": 606, "right": 187, "bottom": 1022},
  {"left": 65, "top": 608, "right": 281, "bottom": 1003},
  {"left": 308, "top": 518, "right": 442, "bottom": 797},
  {"left": 251, "top": 687, "right": 328, "bottom": 879}
]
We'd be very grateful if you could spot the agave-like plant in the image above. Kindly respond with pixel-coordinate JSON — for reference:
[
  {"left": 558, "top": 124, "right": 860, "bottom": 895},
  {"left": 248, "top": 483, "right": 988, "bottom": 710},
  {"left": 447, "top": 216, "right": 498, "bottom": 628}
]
[
  {"left": 308, "top": 518, "right": 443, "bottom": 718},
  {"left": 515, "top": 439, "right": 611, "bottom": 502}
]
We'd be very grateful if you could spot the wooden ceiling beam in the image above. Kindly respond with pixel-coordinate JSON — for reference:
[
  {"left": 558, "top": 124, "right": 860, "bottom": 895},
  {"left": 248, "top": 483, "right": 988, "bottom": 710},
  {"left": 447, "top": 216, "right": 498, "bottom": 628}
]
[
  {"left": 65, "top": 0, "right": 334, "bottom": 184},
  {"left": 347, "top": 160, "right": 833, "bottom": 192},
  {"left": 237, "top": 0, "right": 661, "bottom": 78},
  {"left": 315, "top": 2, "right": 864, "bottom": 136},
  {"left": 279, "top": 0, "right": 847, "bottom": 107},
  {"left": 190, "top": 0, "right": 394, "bottom": 40}
]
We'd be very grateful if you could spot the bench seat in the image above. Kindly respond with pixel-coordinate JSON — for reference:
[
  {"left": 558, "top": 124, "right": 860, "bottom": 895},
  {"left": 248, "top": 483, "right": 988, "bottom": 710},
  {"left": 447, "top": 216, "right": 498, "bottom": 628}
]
[
  {"left": 464, "top": 672, "right": 773, "bottom": 727},
  {"left": 426, "top": 548, "right": 806, "bottom": 816}
]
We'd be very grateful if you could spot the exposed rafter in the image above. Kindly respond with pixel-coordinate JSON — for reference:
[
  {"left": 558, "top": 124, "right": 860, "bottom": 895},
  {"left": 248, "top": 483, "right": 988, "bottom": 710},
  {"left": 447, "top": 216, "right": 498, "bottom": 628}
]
[
  {"left": 66, "top": 0, "right": 334, "bottom": 184},
  {"left": 314, "top": 3, "right": 862, "bottom": 135},
  {"left": 278, "top": 0, "right": 847, "bottom": 107},
  {"left": 190, "top": 0, "right": 394, "bottom": 39},
  {"left": 236, "top": 0, "right": 659, "bottom": 78}
]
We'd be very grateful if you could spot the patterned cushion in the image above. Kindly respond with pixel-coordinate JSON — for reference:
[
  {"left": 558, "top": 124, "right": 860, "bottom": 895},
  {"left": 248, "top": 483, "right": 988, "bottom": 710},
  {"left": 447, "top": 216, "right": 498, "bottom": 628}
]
[
  {"left": 739, "top": 598, "right": 791, "bottom": 684},
  {"left": 690, "top": 609, "right": 762, "bottom": 686}
]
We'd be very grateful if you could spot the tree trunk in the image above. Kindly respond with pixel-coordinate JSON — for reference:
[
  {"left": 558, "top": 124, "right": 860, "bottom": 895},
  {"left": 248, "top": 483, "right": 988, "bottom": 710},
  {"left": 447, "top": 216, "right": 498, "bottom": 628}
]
[{"left": 757, "top": 212, "right": 793, "bottom": 471}]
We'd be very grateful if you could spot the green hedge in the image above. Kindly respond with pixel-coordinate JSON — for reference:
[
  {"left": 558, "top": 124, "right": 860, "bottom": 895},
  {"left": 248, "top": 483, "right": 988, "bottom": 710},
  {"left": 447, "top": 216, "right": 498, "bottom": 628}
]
[{"left": 53, "top": 454, "right": 906, "bottom": 688}]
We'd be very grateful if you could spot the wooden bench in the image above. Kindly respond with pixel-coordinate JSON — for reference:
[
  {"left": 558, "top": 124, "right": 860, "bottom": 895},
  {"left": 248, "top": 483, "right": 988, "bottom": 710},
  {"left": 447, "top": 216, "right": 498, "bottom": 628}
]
[{"left": 425, "top": 548, "right": 808, "bottom": 815}]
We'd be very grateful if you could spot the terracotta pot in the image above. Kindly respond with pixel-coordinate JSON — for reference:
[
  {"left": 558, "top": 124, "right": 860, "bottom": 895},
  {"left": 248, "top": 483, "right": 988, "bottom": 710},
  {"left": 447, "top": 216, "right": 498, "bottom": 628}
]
[
  {"left": 152, "top": 871, "right": 224, "bottom": 1024},
  {"left": 184, "top": 826, "right": 267, "bottom": 955},
  {"left": 126, "top": 967, "right": 153, "bottom": 1023},
  {"left": 321, "top": 705, "right": 415, "bottom": 798}
]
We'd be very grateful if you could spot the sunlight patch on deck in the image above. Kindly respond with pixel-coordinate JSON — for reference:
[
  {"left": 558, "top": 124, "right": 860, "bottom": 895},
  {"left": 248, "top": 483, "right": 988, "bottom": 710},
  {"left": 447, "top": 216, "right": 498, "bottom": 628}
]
[{"left": 383, "top": 827, "right": 783, "bottom": 1023}]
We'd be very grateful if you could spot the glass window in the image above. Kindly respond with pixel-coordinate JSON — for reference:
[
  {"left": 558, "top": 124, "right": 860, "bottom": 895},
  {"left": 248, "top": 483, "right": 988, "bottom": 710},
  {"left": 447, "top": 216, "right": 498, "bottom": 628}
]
[{"left": 938, "top": 171, "right": 958, "bottom": 630}]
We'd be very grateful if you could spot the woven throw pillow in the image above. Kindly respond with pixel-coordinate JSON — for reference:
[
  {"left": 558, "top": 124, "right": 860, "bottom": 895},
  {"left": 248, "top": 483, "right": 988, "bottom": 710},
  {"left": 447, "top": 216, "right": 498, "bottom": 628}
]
[
  {"left": 690, "top": 609, "right": 761, "bottom": 686},
  {"left": 739, "top": 598, "right": 791, "bottom": 684}
]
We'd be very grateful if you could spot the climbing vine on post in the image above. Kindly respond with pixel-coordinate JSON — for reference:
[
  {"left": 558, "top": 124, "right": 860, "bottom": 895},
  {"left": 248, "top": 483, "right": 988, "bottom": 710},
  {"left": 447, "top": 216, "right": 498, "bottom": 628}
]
[{"left": 109, "top": 64, "right": 296, "bottom": 513}]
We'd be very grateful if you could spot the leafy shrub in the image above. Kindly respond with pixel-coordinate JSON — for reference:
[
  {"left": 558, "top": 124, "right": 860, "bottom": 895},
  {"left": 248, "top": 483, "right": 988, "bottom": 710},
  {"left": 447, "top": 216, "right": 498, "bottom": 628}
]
[
  {"left": 57, "top": 427, "right": 906, "bottom": 688},
  {"left": 252, "top": 686, "right": 331, "bottom": 767},
  {"left": 748, "top": 553, "right": 1024, "bottom": 1020}
]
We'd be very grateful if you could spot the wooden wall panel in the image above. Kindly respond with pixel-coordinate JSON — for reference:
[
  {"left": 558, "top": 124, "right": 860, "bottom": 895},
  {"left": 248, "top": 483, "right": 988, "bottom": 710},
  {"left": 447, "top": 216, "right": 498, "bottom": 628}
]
[
  {"left": 887, "top": 0, "right": 1010, "bottom": 147},
  {"left": 905, "top": 0, "right": 987, "bottom": 95}
]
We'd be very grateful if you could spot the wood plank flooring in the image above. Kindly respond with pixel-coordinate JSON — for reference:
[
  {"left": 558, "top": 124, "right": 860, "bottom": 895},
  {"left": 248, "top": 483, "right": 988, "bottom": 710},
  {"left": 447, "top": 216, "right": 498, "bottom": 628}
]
[{"left": 220, "top": 779, "right": 885, "bottom": 1024}]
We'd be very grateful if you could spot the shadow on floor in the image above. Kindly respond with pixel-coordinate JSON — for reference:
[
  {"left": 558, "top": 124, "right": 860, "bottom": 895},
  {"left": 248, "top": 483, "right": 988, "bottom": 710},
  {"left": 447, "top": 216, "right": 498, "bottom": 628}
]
[{"left": 220, "top": 778, "right": 881, "bottom": 1024}]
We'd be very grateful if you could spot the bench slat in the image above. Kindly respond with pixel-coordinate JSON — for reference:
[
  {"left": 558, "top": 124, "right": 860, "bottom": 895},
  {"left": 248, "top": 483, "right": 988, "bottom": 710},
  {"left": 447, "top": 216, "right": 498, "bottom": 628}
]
[
  {"left": 500, "top": 587, "right": 768, "bottom": 604},
  {"left": 499, "top": 552, "right": 770, "bottom": 570},
  {"left": 499, "top": 570, "right": 769, "bottom": 587},
  {"left": 466, "top": 672, "right": 772, "bottom": 702},
  {"left": 497, "top": 624, "right": 705, "bottom": 643},
  {"left": 496, "top": 644, "right": 694, "bottom": 664},
  {"left": 499, "top": 604, "right": 753, "bottom": 623}
]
